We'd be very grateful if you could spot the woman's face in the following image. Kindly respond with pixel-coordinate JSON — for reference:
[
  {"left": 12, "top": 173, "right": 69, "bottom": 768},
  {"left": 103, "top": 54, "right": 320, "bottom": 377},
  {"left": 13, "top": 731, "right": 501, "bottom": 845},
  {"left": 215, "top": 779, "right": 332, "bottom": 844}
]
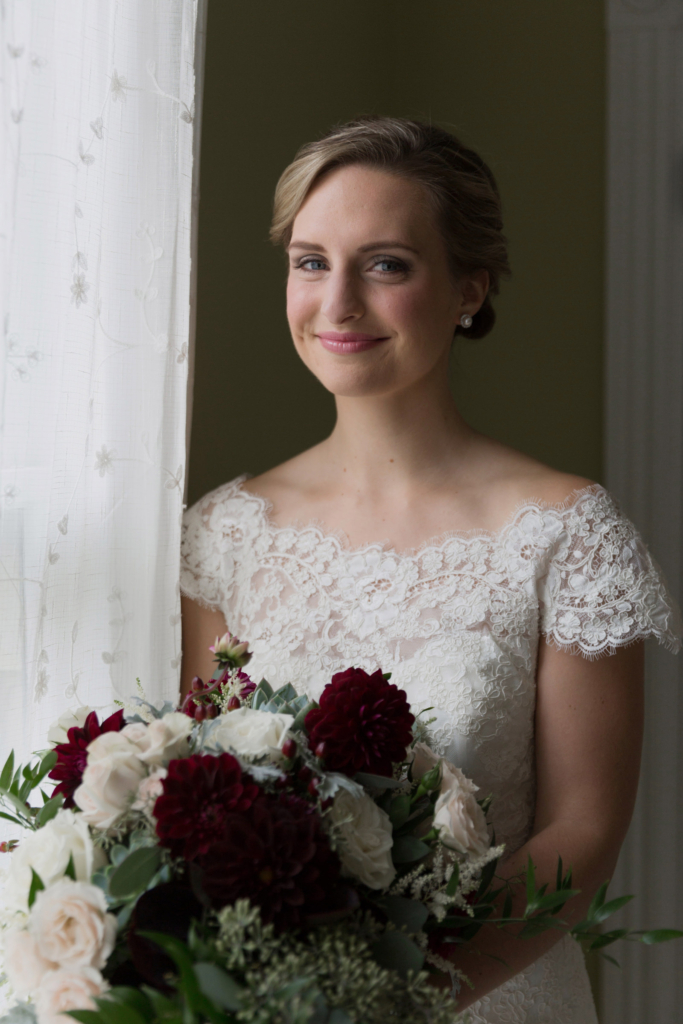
[{"left": 286, "top": 164, "right": 487, "bottom": 399}]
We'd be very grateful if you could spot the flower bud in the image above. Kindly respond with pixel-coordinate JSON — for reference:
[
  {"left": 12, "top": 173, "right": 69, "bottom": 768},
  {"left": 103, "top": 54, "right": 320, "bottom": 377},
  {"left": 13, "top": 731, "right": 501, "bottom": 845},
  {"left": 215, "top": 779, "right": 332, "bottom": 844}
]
[
  {"left": 208, "top": 631, "right": 252, "bottom": 668},
  {"left": 281, "top": 738, "right": 297, "bottom": 760},
  {"left": 191, "top": 676, "right": 204, "bottom": 692},
  {"left": 206, "top": 703, "right": 219, "bottom": 719},
  {"left": 226, "top": 696, "right": 241, "bottom": 712},
  {"left": 314, "top": 741, "right": 326, "bottom": 760},
  {"left": 194, "top": 704, "right": 207, "bottom": 722},
  {"left": 307, "top": 778, "right": 319, "bottom": 798}
]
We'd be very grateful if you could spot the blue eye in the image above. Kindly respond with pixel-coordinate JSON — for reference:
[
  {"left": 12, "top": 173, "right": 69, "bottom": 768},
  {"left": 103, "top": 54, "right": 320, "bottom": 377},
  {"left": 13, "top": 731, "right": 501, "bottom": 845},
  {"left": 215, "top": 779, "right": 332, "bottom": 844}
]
[
  {"left": 373, "top": 258, "right": 406, "bottom": 274},
  {"left": 297, "top": 258, "right": 327, "bottom": 272}
]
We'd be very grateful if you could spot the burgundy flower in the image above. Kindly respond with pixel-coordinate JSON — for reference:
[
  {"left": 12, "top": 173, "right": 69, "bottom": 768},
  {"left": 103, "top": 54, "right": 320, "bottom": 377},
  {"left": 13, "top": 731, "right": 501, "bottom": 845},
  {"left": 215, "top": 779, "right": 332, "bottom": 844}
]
[
  {"left": 179, "top": 669, "right": 256, "bottom": 720},
  {"left": 48, "top": 709, "right": 124, "bottom": 808},
  {"left": 154, "top": 753, "right": 260, "bottom": 861},
  {"left": 199, "top": 792, "right": 341, "bottom": 931},
  {"left": 305, "top": 667, "right": 415, "bottom": 777}
]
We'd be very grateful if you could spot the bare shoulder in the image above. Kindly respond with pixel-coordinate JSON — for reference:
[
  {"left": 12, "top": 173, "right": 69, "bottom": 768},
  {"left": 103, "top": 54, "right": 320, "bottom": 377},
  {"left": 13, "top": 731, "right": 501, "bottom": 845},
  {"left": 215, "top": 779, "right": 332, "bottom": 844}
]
[
  {"left": 242, "top": 445, "right": 327, "bottom": 517},
  {"left": 471, "top": 435, "right": 598, "bottom": 513}
]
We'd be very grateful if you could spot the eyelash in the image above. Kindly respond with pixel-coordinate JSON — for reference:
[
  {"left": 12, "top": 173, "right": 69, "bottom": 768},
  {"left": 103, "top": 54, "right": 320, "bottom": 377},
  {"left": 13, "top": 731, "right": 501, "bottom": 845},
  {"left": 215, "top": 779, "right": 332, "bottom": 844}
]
[{"left": 294, "top": 256, "right": 409, "bottom": 276}]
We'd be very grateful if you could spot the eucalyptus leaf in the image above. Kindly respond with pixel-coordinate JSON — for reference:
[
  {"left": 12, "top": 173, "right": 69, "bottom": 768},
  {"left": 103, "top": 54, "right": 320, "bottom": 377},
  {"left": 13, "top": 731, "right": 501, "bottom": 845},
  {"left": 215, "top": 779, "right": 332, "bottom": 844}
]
[
  {"left": 0, "top": 1002, "right": 38, "bottom": 1024},
  {"left": 392, "top": 835, "right": 431, "bottom": 863},
  {"left": 316, "top": 772, "right": 364, "bottom": 801},
  {"left": 371, "top": 931, "right": 424, "bottom": 976},
  {"left": 108, "top": 845, "right": 161, "bottom": 898},
  {"left": 355, "top": 772, "right": 402, "bottom": 790},
  {"left": 193, "top": 962, "right": 243, "bottom": 1011},
  {"left": 378, "top": 895, "right": 429, "bottom": 933}
]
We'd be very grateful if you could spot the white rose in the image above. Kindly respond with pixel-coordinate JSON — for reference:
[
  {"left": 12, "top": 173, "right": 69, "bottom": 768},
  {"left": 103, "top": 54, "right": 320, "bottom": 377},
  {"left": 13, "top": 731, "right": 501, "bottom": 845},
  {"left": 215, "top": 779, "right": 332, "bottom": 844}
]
[
  {"left": 329, "top": 789, "right": 396, "bottom": 890},
  {"left": 4, "top": 929, "right": 55, "bottom": 998},
  {"left": 3, "top": 810, "right": 106, "bottom": 915},
  {"left": 73, "top": 732, "right": 147, "bottom": 830},
  {"left": 35, "top": 966, "right": 108, "bottom": 1024},
  {"left": 122, "top": 712, "right": 192, "bottom": 767},
  {"left": 30, "top": 879, "right": 116, "bottom": 970},
  {"left": 47, "top": 707, "right": 93, "bottom": 747},
  {"left": 131, "top": 767, "right": 167, "bottom": 820},
  {"left": 212, "top": 707, "right": 294, "bottom": 759},
  {"left": 433, "top": 763, "right": 490, "bottom": 858}
]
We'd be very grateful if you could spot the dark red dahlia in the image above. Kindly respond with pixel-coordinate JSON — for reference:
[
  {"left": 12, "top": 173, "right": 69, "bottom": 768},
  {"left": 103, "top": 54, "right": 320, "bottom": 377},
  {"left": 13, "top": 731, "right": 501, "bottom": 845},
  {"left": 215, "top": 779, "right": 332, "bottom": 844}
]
[
  {"left": 305, "top": 667, "right": 415, "bottom": 777},
  {"left": 154, "top": 753, "right": 260, "bottom": 860},
  {"left": 199, "top": 791, "right": 340, "bottom": 931},
  {"left": 48, "top": 709, "right": 124, "bottom": 808}
]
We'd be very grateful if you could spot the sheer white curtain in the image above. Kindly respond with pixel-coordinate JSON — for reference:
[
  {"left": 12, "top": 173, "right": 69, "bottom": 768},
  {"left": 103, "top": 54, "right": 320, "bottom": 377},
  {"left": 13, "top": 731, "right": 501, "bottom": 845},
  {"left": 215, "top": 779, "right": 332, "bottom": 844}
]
[{"left": 0, "top": 0, "right": 205, "bottom": 766}]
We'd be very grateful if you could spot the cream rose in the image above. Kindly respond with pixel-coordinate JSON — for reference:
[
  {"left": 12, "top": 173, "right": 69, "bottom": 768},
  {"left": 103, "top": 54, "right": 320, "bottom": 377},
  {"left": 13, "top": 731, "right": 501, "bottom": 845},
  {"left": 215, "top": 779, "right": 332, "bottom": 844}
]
[
  {"left": 212, "top": 707, "right": 294, "bottom": 759},
  {"left": 30, "top": 879, "right": 116, "bottom": 970},
  {"left": 3, "top": 810, "right": 106, "bottom": 914},
  {"left": 329, "top": 789, "right": 396, "bottom": 889},
  {"left": 433, "top": 763, "right": 490, "bottom": 857},
  {"left": 3, "top": 929, "right": 55, "bottom": 999},
  {"left": 34, "top": 966, "right": 108, "bottom": 1024},
  {"left": 73, "top": 732, "right": 147, "bottom": 830},
  {"left": 131, "top": 767, "right": 167, "bottom": 820},
  {"left": 47, "top": 707, "right": 93, "bottom": 747},
  {"left": 122, "top": 712, "right": 192, "bottom": 767},
  {"left": 409, "top": 741, "right": 441, "bottom": 780}
]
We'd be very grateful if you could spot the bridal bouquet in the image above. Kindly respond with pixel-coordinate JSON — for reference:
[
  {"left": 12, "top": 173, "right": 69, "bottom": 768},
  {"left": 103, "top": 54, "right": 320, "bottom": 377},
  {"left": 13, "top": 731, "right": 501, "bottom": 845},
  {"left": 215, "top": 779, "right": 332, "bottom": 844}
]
[{"left": 0, "top": 635, "right": 679, "bottom": 1024}]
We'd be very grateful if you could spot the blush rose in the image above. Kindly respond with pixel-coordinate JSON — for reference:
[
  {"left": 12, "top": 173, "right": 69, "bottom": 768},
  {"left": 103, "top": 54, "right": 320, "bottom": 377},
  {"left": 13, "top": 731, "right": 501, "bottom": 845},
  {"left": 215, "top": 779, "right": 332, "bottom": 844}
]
[
  {"left": 34, "top": 966, "right": 108, "bottom": 1024},
  {"left": 73, "top": 732, "right": 147, "bottom": 830},
  {"left": 30, "top": 879, "right": 116, "bottom": 970}
]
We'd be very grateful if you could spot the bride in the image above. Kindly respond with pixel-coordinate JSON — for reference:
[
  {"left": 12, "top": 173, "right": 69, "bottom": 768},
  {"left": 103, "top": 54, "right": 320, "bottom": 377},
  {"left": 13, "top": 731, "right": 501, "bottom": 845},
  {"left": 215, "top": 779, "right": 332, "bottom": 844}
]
[{"left": 179, "top": 115, "right": 681, "bottom": 1021}]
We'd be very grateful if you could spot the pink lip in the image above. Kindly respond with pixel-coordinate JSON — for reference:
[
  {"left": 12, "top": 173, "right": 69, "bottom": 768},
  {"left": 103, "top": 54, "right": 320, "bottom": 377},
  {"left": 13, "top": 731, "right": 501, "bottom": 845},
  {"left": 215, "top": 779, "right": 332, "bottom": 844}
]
[{"left": 316, "top": 332, "right": 390, "bottom": 353}]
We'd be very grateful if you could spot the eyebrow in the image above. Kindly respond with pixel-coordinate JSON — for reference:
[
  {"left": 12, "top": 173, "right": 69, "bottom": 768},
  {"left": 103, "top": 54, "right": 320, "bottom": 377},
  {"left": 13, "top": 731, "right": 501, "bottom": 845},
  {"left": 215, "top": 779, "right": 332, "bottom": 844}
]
[{"left": 288, "top": 240, "right": 420, "bottom": 255}]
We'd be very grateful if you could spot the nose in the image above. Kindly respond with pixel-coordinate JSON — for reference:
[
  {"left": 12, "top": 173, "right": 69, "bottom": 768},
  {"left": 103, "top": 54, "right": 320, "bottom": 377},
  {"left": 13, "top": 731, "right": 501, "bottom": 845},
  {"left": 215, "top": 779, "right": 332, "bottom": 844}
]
[{"left": 319, "top": 266, "right": 365, "bottom": 325}]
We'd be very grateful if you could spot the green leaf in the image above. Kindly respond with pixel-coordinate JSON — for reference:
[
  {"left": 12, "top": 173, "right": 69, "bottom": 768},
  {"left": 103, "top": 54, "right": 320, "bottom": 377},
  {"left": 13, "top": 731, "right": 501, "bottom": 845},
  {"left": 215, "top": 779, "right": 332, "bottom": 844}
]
[
  {"left": 0, "top": 785, "right": 33, "bottom": 823},
  {"left": 194, "top": 962, "right": 243, "bottom": 1011},
  {"left": 388, "top": 794, "right": 411, "bottom": 829},
  {"left": 65, "top": 1012, "right": 104, "bottom": 1023},
  {"left": 35, "top": 749, "right": 57, "bottom": 784},
  {"left": 108, "top": 846, "right": 162, "bottom": 898},
  {"left": 445, "top": 861, "right": 460, "bottom": 897},
  {"left": 0, "top": 750, "right": 15, "bottom": 791},
  {"left": 372, "top": 931, "right": 425, "bottom": 976},
  {"left": 638, "top": 929, "right": 683, "bottom": 944},
  {"left": 600, "top": 952, "right": 621, "bottom": 968},
  {"left": 106, "top": 988, "right": 153, "bottom": 1019},
  {"left": 292, "top": 701, "right": 315, "bottom": 732},
  {"left": 64, "top": 852, "right": 76, "bottom": 881},
  {"left": 525, "top": 856, "right": 536, "bottom": 910},
  {"left": 0, "top": 811, "right": 26, "bottom": 827},
  {"left": 587, "top": 894, "right": 634, "bottom": 925},
  {"left": 28, "top": 868, "right": 44, "bottom": 908},
  {"left": 586, "top": 881, "right": 609, "bottom": 922},
  {"left": 587, "top": 929, "right": 629, "bottom": 950},
  {"left": 519, "top": 917, "right": 555, "bottom": 939},
  {"left": 378, "top": 895, "right": 429, "bottom": 933},
  {"left": 526, "top": 889, "right": 579, "bottom": 916},
  {"left": 501, "top": 891, "right": 513, "bottom": 921},
  {"left": 354, "top": 772, "right": 402, "bottom": 790},
  {"left": 91, "top": 997, "right": 147, "bottom": 1024},
  {"left": 35, "top": 792, "right": 64, "bottom": 827},
  {"left": 476, "top": 855, "right": 499, "bottom": 900},
  {"left": 392, "top": 835, "right": 431, "bottom": 863},
  {"left": 328, "top": 1011, "right": 354, "bottom": 1024}
]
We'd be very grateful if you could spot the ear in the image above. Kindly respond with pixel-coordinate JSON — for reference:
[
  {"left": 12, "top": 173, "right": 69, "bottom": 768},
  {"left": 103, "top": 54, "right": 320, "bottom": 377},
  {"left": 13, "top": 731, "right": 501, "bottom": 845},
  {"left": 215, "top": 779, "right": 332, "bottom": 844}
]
[{"left": 460, "top": 269, "right": 490, "bottom": 315}]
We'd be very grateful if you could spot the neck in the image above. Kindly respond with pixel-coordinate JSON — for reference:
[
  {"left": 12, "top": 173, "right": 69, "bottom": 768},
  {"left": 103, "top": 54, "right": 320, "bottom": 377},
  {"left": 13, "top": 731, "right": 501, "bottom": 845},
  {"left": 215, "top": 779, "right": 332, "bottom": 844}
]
[{"left": 322, "top": 363, "right": 476, "bottom": 495}]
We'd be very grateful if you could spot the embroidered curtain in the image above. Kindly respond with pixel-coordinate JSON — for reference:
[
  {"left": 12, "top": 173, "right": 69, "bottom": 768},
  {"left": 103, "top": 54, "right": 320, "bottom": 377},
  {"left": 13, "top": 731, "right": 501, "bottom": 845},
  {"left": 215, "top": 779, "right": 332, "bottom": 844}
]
[{"left": 0, "top": 0, "right": 204, "bottom": 766}]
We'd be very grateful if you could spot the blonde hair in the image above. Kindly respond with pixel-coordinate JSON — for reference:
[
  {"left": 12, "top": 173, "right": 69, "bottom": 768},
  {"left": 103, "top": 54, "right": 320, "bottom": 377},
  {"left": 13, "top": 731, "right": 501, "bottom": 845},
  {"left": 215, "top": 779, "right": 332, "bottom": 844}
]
[{"left": 270, "top": 115, "right": 510, "bottom": 339}]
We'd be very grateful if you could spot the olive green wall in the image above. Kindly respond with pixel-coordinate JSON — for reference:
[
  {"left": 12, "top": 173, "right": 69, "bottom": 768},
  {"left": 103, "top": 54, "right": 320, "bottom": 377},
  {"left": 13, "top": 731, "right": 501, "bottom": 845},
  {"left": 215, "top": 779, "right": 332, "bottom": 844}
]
[{"left": 188, "top": 0, "right": 605, "bottom": 509}]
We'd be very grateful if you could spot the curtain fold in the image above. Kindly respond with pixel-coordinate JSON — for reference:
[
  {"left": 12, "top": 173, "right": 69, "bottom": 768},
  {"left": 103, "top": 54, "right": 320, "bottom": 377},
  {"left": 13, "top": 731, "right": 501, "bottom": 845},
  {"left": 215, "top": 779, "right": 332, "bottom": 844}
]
[{"left": 0, "top": 0, "right": 204, "bottom": 765}]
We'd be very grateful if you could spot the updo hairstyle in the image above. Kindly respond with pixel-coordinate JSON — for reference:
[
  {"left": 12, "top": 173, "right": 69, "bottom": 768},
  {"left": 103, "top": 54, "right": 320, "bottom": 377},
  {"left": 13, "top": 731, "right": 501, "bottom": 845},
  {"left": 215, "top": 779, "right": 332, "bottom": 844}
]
[{"left": 270, "top": 115, "right": 510, "bottom": 339}]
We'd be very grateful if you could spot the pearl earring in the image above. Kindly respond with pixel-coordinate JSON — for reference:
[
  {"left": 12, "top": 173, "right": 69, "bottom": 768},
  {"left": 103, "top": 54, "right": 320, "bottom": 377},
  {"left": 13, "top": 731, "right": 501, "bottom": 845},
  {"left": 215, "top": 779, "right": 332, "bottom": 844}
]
[{"left": 460, "top": 314, "right": 473, "bottom": 328}]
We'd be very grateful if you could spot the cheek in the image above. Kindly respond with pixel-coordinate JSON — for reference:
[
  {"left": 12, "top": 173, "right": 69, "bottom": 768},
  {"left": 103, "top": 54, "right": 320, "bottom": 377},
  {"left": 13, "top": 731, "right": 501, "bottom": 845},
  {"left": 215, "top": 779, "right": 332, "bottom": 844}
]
[{"left": 285, "top": 278, "right": 315, "bottom": 334}]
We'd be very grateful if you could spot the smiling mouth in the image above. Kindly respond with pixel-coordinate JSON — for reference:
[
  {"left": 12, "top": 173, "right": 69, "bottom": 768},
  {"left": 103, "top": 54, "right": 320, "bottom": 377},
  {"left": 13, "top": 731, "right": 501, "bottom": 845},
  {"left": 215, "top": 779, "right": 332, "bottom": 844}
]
[{"left": 316, "top": 332, "right": 390, "bottom": 353}]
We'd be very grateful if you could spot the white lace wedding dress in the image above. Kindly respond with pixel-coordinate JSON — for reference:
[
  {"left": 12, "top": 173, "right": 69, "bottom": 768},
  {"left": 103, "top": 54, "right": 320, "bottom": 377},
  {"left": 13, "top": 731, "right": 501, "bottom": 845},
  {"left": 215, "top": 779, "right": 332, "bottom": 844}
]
[{"left": 179, "top": 475, "right": 682, "bottom": 1024}]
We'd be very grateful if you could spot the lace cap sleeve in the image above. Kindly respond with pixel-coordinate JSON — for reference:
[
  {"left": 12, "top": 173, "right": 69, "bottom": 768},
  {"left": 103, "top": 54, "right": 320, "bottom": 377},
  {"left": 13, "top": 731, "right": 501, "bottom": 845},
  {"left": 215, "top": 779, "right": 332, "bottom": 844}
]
[
  {"left": 179, "top": 478, "right": 247, "bottom": 612},
  {"left": 538, "top": 487, "right": 683, "bottom": 659}
]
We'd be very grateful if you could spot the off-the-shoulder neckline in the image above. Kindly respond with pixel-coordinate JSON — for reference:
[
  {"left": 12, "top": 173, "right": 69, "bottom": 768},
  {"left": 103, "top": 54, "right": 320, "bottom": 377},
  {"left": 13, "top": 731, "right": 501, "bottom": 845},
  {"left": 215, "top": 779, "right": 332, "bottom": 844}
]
[{"left": 206, "top": 474, "right": 613, "bottom": 561}]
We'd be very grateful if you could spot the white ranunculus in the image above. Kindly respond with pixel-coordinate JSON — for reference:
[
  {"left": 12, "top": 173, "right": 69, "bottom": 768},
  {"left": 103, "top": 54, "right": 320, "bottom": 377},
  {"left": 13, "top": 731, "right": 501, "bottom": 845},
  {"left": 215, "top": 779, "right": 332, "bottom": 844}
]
[
  {"left": 3, "top": 928, "right": 55, "bottom": 999},
  {"left": 131, "top": 767, "right": 167, "bottom": 820},
  {"left": 73, "top": 732, "right": 147, "bottom": 830},
  {"left": 433, "top": 763, "right": 490, "bottom": 858},
  {"left": 329, "top": 789, "right": 396, "bottom": 890},
  {"left": 3, "top": 810, "right": 106, "bottom": 915},
  {"left": 30, "top": 879, "right": 116, "bottom": 970},
  {"left": 122, "top": 712, "right": 192, "bottom": 767},
  {"left": 212, "top": 707, "right": 294, "bottom": 759},
  {"left": 46, "top": 707, "right": 93, "bottom": 746},
  {"left": 34, "top": 966, "right": 108, "bottom": 1024}
]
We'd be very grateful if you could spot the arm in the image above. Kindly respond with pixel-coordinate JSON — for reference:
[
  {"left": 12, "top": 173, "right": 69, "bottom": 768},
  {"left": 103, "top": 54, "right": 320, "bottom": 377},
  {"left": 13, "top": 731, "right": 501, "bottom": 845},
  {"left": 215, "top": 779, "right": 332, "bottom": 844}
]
[
  {"left": 435, "top": 636, "right": 645, "bottom": 1010},
  {"left": 179, "top": 594, "right": 228, "bottom": 701}
]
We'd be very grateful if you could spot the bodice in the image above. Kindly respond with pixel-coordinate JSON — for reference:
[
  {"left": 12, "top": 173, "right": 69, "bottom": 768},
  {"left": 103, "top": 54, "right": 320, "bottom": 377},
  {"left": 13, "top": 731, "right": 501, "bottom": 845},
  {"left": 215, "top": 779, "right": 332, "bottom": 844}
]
[{"left": 180, "top": 476, "right": 682, "bottom": 856}]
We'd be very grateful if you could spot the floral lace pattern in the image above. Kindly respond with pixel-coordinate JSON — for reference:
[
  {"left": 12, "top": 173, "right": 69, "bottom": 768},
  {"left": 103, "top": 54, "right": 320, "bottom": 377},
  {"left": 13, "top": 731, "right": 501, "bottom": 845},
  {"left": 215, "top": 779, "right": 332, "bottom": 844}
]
[{"left": 180, "top": 475, "right": 682, "bottom": 1024}]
